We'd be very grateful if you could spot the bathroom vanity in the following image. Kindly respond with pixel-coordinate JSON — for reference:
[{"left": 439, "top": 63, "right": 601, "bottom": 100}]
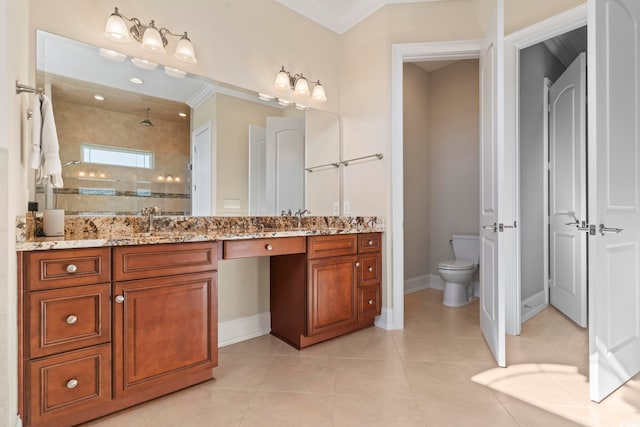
[{"left": 15, "top": 217, "right": 382, "bottom": 426}]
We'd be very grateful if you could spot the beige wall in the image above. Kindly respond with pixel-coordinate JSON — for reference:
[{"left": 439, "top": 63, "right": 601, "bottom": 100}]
[
  {"left": 402, "top": 60, "right": 479, "bottom": 282},
  {"left": 402, "top": 63, "right": 430, "bottom": 280},
  {"left": 2, "top": 0, "right": 30, "bottom": 425},
  {"left": 305, "top": 109, "right": 340, "bottom": 215},
  {"left": 427, "top": 60, "right": 480, "bottom": 273}
]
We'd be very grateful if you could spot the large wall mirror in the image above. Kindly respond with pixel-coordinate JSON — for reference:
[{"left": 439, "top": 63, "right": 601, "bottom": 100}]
[{"left": 34, "top": 31, "right": 340, "bottom": 216}]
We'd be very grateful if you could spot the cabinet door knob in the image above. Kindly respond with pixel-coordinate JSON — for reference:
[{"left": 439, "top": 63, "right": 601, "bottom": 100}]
[
  {"left": 368, "top": 266, "right": 373, "bottom": 272},
  {"left": 355, "top": 261, "right": 360, "bottom": 267},
  {"left": 368, "top": 240, "right": 374, "bottom": 246},
  {"left": 66, "top": 379, "right": 78, "bottom": 389},
  {"left": 66, "top": 314, "right": 78, "bottom": 325},
  {"left": 266, "top": 244, "right": 273, "bottom": 251},
  {"left": 66, "top": 264, "right": 78, "bottom": 273},
  {"left": 368, "top": 299, "right": 374, "bottom": 305},
  {"left": 115, "top": 295, "right": 125, "bottom": 304}
]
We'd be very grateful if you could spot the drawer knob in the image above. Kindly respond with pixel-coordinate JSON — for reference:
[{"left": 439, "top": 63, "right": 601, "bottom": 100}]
[
  {"left": 66, "top": 379, "right": 78, "bottom": 389},
  {"left": 368, "top": 299, "right": 374, "bottom": 305},
  {"left": 368, "top": 266, "right": 373, "bottom": 272},
  {"left": 115, "top": 295, "right": 125, "bottom": 304},
  {"left": 266, "top": 244, "right": 273, "bottom": 251},
  {"left": 355, "top": 261, "right": 360, "bottom": 267},
  {"left": 368, "top": 240, "right": 374, "bottom": 246},
  {"left": 66, "top": 264, "right": 78, "bottom": 273},
  {"left": 66, "top": 315, "right": 78, "bottom": 325}
]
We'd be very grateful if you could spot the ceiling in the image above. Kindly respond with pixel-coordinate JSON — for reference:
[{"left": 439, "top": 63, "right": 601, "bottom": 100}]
[{"left": 275, "top": 0, "right": 449, "bottom": 34}]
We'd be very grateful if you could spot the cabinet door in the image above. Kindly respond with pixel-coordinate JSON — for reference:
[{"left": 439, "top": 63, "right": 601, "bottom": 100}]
[
  {"left": 113, "top": 271, "right": 217, "bottom": 398},
  {"left": 307, "top": 255, "right": 357, "bottom": 336}
]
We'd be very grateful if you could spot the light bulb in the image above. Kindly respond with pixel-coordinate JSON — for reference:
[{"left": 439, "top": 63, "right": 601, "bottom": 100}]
[
  {"left": 104, "top": 8, "right": 130, "bottom": 43},
  {"left": 294, "top": 76, "right": 310, "bottom": 96},
  {"left": 274, "top": 67, "right": 290, "bottom": 90},
  {"left": 141, "top": 21, "right": 166, "bottom": 53},
  {"left": 174, "top": 33, "right": 198, "bottom": 64},
  {"left": 311, "top": 82, "right": 327, "bottom": 103}
]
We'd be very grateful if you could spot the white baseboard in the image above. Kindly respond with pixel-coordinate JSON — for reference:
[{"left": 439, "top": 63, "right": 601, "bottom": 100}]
[
  {"left": 521, "top": 290, "right": 548, "bottom": 323},
  {"left": 218, "top": 312, "right": 271, "bottom": 347},
  {"left": 404, "top": 274, "right": 430, "bottom": 294},
  {"left": 374, "top": 307, "right": 394, "bottom": 330}
]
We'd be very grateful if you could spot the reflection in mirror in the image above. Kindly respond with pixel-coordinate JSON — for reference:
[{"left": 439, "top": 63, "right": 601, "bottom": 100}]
[{"left": 35, "top": 30, "right": 340, "bottom": 216}]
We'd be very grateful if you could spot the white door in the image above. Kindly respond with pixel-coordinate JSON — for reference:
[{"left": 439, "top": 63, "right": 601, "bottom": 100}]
[
  {"left": 549, "top": 53, "right": 587, "bottom": 328},
  {"left": 191, "top": 122, "right": 213, "bottom": 216},
  {"left": 479, "top": 0, "right": 506, "bottom": 367},
  {"left": 265, "top": 117, "right": 305, "bottom": 215},
  {"left": 248, "top": 125, "right": 267, "bottom": 215},
  {"left": 588, "top": 0, "right": 640, "bottom": 402}
]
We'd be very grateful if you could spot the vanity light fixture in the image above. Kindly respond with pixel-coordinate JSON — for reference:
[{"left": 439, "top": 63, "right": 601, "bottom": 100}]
[
  {"left": 273, "top": 66, "right": 327, "bottom": 103},
  {"left": 104, "top": 7, "right": 198, "bottom": 64}
]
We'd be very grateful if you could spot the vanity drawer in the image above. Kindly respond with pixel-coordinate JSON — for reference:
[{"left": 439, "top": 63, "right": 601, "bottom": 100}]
[
  {"left": 223, "top": 236, "right": 306, "bottom": 259},
  {"left": 307, "top": 234, "right": 358, "bottom": 259},
  {"left": 358, "top": 233, "right": 381, "bottom": 253},
  {"left": 24, "top": 248, "right": 111, "bottom": 291},
  {"left": 113, "top": 242, "right": 218, "bottom": 281},
  {"left": 28, "top": 344, "right": 111, "bottom": 427},
  {"left": 358, "top": 285, "right": 381, "bottom": 320},
  {"left": 358, "top": 253, "right": 382, "bottom": 287},
  {"left": 27, "top": 284, "right": 110, "bottom": 359}
]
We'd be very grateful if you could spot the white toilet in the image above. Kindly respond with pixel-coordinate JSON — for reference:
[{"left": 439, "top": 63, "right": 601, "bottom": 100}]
[{"left": 438, "top": 234, "right": 479, "bottom": 307}]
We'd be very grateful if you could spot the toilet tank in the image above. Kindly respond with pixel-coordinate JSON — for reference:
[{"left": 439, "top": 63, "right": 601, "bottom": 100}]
[{"left": 452, "top": 234, "right": 479, "bottom": 264}]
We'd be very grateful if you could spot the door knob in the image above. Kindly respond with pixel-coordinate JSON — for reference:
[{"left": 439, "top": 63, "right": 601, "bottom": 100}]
[
  {"left": 482, "top": 223, "right": 497, "bottom": 232},
  {"left": 599, "top": 224, "right": 623, "bottom": 235}
]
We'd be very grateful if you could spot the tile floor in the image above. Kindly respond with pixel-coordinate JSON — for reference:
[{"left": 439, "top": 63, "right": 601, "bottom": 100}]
[{"left": 84, "top": 289, "right": 640, "bottom": 426}]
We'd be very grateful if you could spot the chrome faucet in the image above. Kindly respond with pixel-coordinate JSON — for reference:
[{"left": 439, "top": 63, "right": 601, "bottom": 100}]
[
  {"left": 281, "top": 209, "right": 292, "bottom": 217},
  {"left": 294, "top": 208, "right": 310, "bottom": 228},
  {"left": 141, "top": 206, "right": 160, "bottom": 232}
]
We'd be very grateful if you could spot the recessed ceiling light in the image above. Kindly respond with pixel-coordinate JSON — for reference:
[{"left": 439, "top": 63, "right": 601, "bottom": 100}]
[
  {"left": 131, "top": 57, "right": 158, "bottom": 70},
  {"left": 129, "top": 77, "right": 143, "bottom": 84},
  {"left": 178, "top": 112, "right": 187, "bottom": 117},
  {"left": 94, "top": 94, "right": 105, "bottom": 101},
  {"left": 98, "top": 48, "right": 126, "bottom": 62}
]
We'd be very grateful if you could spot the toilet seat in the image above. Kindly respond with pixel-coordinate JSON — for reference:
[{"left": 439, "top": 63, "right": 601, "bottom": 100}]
[{"left": 438, "top": 260, "right": 476, "bottom": 270}]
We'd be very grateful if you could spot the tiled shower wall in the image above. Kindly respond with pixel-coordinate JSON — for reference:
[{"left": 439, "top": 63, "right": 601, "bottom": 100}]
[{"left": 52, "top": 99, "right": 191, "bottom": 215}]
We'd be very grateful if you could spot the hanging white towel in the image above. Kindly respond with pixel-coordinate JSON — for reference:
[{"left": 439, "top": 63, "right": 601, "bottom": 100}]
[{"left": 29, "top": 94, "right": 63, "bottom": 187}]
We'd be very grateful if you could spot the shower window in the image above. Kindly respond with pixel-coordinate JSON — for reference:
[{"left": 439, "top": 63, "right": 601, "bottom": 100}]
[{"left": 81, "top": 144, "right": 154, "bottom": 169}]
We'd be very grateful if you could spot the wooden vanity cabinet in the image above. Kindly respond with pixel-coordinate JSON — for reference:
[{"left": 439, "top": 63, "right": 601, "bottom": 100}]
[
  {"left": 270, "top": 233, "right": 382, "bottom": 349},
  {"left": 18, "top": 242, "right": 218, "bottom": 427}
]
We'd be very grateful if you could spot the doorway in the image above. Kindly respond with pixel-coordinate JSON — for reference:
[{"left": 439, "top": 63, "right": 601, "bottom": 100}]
[
  {"left": 518, "top": 26, "right": 588, "bottom": 327},
  {"left": 402, "top": 59, "right": 480, "bottom": 300}
]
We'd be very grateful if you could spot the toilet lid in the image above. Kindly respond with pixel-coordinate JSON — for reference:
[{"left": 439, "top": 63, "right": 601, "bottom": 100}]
[{"left": 438, "top": 260, "right": 476, "bottom": 270}]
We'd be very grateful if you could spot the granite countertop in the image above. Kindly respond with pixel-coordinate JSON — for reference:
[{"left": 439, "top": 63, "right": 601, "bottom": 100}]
[{"left": 16, "top": 215, "right": 384, "bottom": 251}]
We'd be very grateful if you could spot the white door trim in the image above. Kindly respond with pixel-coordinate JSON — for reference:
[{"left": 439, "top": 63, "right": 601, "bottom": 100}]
[
  {"left": 391, "top": 40, "right": 482, "bottom": 330},
  {"left": 505, "top": 3, "right": 587, "bottom": 335}
]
